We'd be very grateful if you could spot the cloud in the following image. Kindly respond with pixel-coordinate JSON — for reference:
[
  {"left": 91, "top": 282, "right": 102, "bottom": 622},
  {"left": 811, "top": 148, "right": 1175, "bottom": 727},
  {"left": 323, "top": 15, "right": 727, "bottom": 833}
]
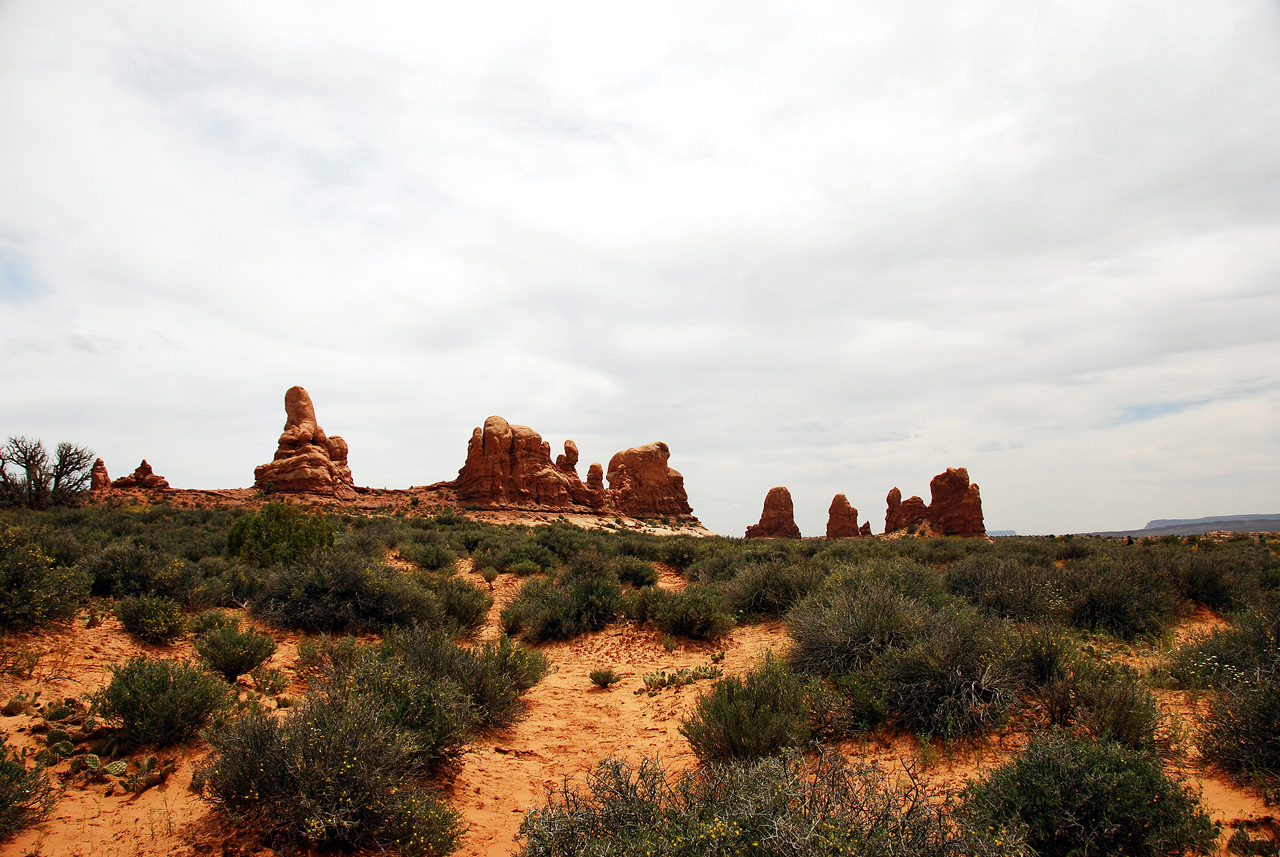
[{"left": 0, "top": 0, "right": 1277, "bottom": 537}]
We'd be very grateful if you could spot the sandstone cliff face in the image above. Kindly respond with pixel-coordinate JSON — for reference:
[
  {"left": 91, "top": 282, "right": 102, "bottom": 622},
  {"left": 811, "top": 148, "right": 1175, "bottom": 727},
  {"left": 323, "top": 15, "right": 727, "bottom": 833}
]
[
  {"left": 605, "top": 442, "right": 692, "bottom": 518},
  {"left": 111, "top": 460, "right": 169, "bottom": 490},
  {"left": 884, "top": 468, "right": 986, "bottom": 537},
  {"left": 826, "top": 493, "right": 862, "bottom": 538},
  {"left": 885, "top": 487, "right": 928, "bottom": 534},
  {"left": 90, "top": 458, "right": 110, "bottom": 492},
  {"left": 927, "top": 467, "right": 985, "bottom": 537},
  {"left": 745, "top": 486, "right": 801, "bottom": 539},
  {"left": 456, "top": 416, "right": 604, "bottom": 510},
  {"left": 253, "top": 386, "right": 356, "bottom": 499}
]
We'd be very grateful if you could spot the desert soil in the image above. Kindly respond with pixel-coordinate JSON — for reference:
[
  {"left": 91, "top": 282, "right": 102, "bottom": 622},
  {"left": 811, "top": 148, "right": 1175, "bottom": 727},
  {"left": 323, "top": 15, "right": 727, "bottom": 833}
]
[{"left": 1, "top": 563, "right": 1274, "bottom": 857}]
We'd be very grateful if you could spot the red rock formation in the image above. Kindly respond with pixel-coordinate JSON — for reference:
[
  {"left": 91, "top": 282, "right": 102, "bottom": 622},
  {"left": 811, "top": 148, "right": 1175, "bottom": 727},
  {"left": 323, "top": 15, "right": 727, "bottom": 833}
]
[
  {"left": 927, "top": 467, "right": 986, "bottom": 537},
  {"left": 745, "top": 486, "right": 801, "bottom": 539},
  {"left": 859, "top": 521, "right": 872, "bottom": 537},
  {"left": 111, "top": 460, "right": 169, "bottom": 490},
  {"left": 826, "top": 493, "right": 862, "bottom": 538},
  {"left": 605, "top": 442, "right": 693, "bottom": 518},
  {"left": 90, "top": 458, "right": 110, "bottom": 491},
  {"left": 253, "top": 386, "right": 356, "bottom": 499},
  {"left": 585, "top": 462, "right": 605, "bottom": 492},
  {"left": 885, "top": 487, "right": 928, "bottom": 534},
  {"left": 456, "top": 416, "right": 604, "bottom": 510}
]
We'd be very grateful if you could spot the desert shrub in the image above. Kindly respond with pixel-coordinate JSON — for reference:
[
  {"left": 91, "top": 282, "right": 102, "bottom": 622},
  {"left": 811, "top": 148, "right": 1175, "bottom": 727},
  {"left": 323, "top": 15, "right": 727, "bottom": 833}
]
[
  {"left": 196, "top": 623, "right": 277, "bottom": 682},
  {"left": 533, "top": 524, "right": 589, "bottom": 561},
  {"left": 613, "top": 555, "right": 658, "bottom": 588},
  {"left": 0, "top": 735, "right": 57, "bottom": 837},
  {"left": 961, "top": 732, "right": 1217, "bottom": 857},
  {"left": 880, "top": 607, "right": 1014, "bottom": 740},
  {"left": 398, "top": 540, "right": 456, "bottom": 572},
  {"left": 252, "top": 549, "right": 443, "bottom": 633},
  {"left": 1007, "top": 625, "right": 1075, "bottom": 689},
  {"left": 81, "top": 541, "right": 207, "bottom": 604},
  {"left": 1170, "top": 598, "right": 1280, "bottom": 689},
  {"left": 195, "top": 555, "right": 261, "bottom": 603},
  {"left": 719, "top": 559, "right": 824, "bottom": 618},
  {"left": 226, "top": 502, "right": 334, "bottom": 567},
  {"left": 590, "top": 668, "right": 621, "bottom": 688},
  {"left": 420, "top": 572, "right": 492, "bottom": 634},
  {"left": 643, "top": 586, "right": 733, "bottom": 640},
  {"left": 499, "top": 553, "right": 621, "bottom": 643},
  {"left": 680, "top": 653, "right": 810, "bottom": 762},
  {"left": 1062, "top": 555, "right": 1181, "bottom": 640},
  {"left": 91, "top": 656, "right": 230, "bottom": 746},
  {"left": 1172, "top": 549, "right": 1257, "bottom": 611},
  {"left": 518, "top": 750, "right": 1025, "bottom": 857},
  {"left": 787, "top": 584, "right": 925, "bottom": 677},
  {"left": 200, "top": 692, "right": 462, "bottom": 856},
  {"left": 1072, "top": 666, "right": 1163, "bottom": 750},
  {"left": 188, "top": 608, "right": 239, "bottom": 635},
  {"left": 0, "top": 527, "right": 89, "bottom": 628},
  {"left": 114, "top": 594, "right": 186, "bottom": 644},
  {"left": 945, "top": 556, "right": 1057, "bottom": 622},
  {"left": 1200, "top": 667, "right": 1280, "bottom": 799},
  {"left": 657, "top": 535, "right": 712, "bottom": 570}
]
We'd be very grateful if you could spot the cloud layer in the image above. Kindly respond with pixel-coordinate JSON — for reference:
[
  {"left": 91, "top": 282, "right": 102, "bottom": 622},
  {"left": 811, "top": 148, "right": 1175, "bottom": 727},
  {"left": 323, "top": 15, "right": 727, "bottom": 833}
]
[{"left": 2, "top": 0, "right": 1278, "bottom": 535}]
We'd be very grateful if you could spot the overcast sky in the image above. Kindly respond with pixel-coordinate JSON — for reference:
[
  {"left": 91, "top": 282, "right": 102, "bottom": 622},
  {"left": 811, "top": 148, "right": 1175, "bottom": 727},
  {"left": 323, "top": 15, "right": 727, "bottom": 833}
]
[{"left": 2, "top": 1, "right": 1278, "bottom": 536}]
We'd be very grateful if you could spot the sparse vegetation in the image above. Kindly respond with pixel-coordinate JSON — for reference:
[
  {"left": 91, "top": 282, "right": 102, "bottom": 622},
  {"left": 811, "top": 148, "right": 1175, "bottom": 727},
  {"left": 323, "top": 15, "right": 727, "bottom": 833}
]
[
  {"left": 0, "top": 526, "right": 90, "bottom": 629},
  {"left": 195, "top": 621, "right": 278, "bottom": 681},
  {"left": 0, "top": 735, "right": 58, "bottom": 837},
  {"left": 114, "top": 594, "right": 187, "bottom": 644},
  {"left": 680, "top": 653, "right": 810, "bottom": 762}
]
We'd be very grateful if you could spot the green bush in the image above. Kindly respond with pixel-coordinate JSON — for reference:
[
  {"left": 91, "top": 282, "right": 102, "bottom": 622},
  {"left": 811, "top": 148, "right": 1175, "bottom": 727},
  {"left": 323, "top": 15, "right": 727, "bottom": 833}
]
[
  {"left": 500, "top": 553, "right": 621, "bottom": 642},
  {"left": 91, "top": 656, "right": 230, "bottom": 746},
  {"left": 787, "top": 584, "right": 924, "bottom": 677},
  {"left": 398, "top": 540, "right": 456, "bottom": 572},
  {"left": 518, "top": 750, "right": 1025, "bottom": 857},
  {"left": 226, "top": 502, "right": 335, "bottom": 567},
  {"left": 114, "top": 594, "right": 186, "bottom": 644},
  {"left": 83, "top": 541, "right": 207, "bottom": 603},
  {"left": 196, "top": 623, "right": 278, "bottom": 682},
  {"left": 1062, "top": 555, "right": 1180, "bottom": 640},
  {"left": 962, "top": 733, "right": 1217, "bottom": 857},
  {"left": 613, "top": 555, "right": 659, "bottom": 588},
  {"left": 880, "top": 608, "right": 1014, "bottom": 740},
  {"left": 643, "top": 586, "right": 733, "bottom": 640},
  {"left": 1200, "top": 668, "right": 1280, "bottom": 799},
  {"left": 200, "top": 692, "right": 461, "bottom": 856},
  {"left": 719, "top": 559, "right": 824, "bottom": 618},
  {"left": 0, "top": 735, "right": 57, "bottom": 837},
  {"left": 1073, "top": 667, "right": 1163, "bottom": 750},
  {"left": 420, "top": 572, "right": 492, "bottom": 634},
  {"left": 252, "top": 549, "right": 445, "bottom": 633},
  {"left": 0, "top": 527, "right": 89, "bottom": 628},
  {"left": 1170, "top": 599, "right": 1279, "bottom": 689},
  {"left": 680, "top": 653, "right": 810, "bottom": 762},
  {"left": 945, "top": 556, "right": 1056, "bottom": 622}
]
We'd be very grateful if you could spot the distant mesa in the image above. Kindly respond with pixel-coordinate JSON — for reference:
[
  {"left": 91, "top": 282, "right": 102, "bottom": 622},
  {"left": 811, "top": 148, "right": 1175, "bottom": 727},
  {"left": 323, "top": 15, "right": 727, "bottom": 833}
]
[
  {"left": 454, "top": 416, "right": 694, "bottom": 519},
  {"left": 90, "top": 458, "right": 110, "bottom": 492},
  {"left": 745, "top": 486, "right": 801, "bottom": 539},
  {"left": 885, "top": 467, "right": 985, "bottom": 537},
  {"left": 456, "top": 416, "right": 605, "bottom": 511},
  {"left": 605, "top": 442, "right": 692, "bottom": 518},
  {"left": 111, "top": 460, "right": 169, "bottom": 491},
  {"left": 826, "top": 493, "right": 868, "bottom": 539},
  {"left": 254, "top": 386, "right": 356, "bottom": 500}
]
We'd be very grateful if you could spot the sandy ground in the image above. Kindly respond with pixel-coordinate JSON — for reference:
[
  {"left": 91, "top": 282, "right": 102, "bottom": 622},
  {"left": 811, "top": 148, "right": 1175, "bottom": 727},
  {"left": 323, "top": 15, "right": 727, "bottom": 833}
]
[{"left": 1, "top": 562, "right": 1275, "bottom": 856}]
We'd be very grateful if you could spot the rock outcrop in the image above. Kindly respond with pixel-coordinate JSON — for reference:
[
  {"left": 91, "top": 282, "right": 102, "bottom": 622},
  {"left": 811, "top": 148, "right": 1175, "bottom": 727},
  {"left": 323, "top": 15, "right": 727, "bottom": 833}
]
[
  {"left": 253, "top": 386, "right": 356, "bottom": 499},
  {"left": 606, "top": 442, "right": 693, "bottom": 518},
  {"left": 456, "top": 416, "right": 604, "bottom": 510},
  {"left": 859, "top": 521, "right": 872, "bottom": 537},
  {"left": 111, "top": 460, "right": 169, "bottom": 490},
  {"left": 826, "top": 493, "right": 862, "bottom": 538},
  {"left": 927, "top": 467, "right": 986, "bottom": 537},
  {"left": 745, "top": 486, "right": 801, "bottom": 539},
  {"left": 90, "top": 458, "right": 110, "bottom": 491},
  {"left": 884, "top": 468, "right": 986, "bottom": 537},
  {"left": 885, "top": 487, "right": 928, "bottom": 534}
]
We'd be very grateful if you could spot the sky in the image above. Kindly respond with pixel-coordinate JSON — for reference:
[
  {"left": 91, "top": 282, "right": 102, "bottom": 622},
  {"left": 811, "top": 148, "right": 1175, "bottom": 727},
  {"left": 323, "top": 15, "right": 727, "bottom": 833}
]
[{"left": 2, "top": 1, "right": 1278, "bottom": 537}]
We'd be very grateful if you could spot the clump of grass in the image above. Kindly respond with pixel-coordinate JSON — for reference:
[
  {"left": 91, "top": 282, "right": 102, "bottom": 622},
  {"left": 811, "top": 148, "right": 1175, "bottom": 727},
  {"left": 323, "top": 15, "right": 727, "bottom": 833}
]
[
  {"left": 195, "top": 622, "right": 277, "bottom": 682},
  {"left": 0, "top": 735, "right": 58, "bottom": 837},
  {"left": 589, "top": 668, "right": 621, "bottom": 689},
  {"left": 114, "top": 594, "right": 186, "bottom": 644},
  {"left": 679, "top": 653, "right": 810, "bottom": 762},
  {"left": 961, "top": 732, "right": 1217, "bottom": 857},
  {"left": 91, "top": 656, "right": 231, "bottom": 746}
]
